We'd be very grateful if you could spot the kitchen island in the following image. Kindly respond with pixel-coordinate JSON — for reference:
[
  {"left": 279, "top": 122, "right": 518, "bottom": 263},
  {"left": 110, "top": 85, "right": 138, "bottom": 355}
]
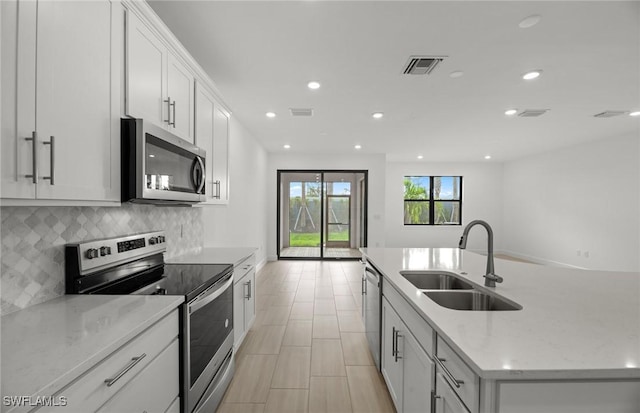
[{"left": 362, "top": 247, "right": 640, "bottom": 413}]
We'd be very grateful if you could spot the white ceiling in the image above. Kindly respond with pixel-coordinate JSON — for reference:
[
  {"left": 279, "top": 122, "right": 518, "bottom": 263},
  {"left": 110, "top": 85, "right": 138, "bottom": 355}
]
[{"left": 148, "top": 1, "right": 640, "bottom": 162}]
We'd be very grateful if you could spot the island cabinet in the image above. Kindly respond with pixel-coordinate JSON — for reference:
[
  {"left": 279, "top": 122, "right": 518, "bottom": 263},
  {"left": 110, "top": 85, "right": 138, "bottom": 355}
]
[
  {"left": 195, "top": 83, "right": 231, "bottom": 204},
  {"left": 37, "top": 310, "right": 180, "bottom": 413},
  {"left": 381, "top": 284, "right": 436, "bottom": 413},
  {"left": 126, "top": 10, "right": 195, "bottom": 144},
  {"left": 232, "top": 254, "right": 257, "bottom": 349},
  {"left": 1, "top": 0, "right": 121, "bottom": 203}
]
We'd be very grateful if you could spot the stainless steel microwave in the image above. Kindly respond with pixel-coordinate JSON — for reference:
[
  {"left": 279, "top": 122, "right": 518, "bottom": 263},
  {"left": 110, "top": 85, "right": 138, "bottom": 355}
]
[{"left": 121, "top": 118, "right": 206, "bottom": 204}]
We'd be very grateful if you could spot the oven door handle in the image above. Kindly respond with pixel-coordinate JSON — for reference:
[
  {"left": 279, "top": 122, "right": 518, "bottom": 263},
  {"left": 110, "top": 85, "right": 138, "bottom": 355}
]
[{"left": 190, "top": 274, "right": 233, "bottom": 313}]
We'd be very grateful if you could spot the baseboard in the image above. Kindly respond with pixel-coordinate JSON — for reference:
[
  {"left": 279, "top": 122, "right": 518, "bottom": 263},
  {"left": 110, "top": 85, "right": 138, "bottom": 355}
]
[{"left": 496, "top": 249, "right": 588, "bottom": 270}]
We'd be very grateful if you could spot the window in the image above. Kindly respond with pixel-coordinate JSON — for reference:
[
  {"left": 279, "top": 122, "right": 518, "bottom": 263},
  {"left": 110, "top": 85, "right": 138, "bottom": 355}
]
[{"left": 404, "top": 176, "right": 462, "bottom": 225}]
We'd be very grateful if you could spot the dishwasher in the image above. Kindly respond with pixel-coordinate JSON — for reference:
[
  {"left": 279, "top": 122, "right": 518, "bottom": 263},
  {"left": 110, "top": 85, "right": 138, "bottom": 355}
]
[{"left": 362, "top": 260, "right": 382, "bottom": 370}]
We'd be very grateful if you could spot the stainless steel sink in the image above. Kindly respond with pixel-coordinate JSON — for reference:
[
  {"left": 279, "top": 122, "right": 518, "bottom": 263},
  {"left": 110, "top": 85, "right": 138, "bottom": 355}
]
[
  {"left": 424, "top": 290, "right": 522, "bottom": 311},
  {"left": 400, "top": 271, "right": 474, "bottom": 290}
]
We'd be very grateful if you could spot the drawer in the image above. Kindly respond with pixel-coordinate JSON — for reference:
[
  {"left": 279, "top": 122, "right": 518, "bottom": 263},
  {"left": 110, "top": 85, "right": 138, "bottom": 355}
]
[
  {"left": 435, "top": 337, "right": 480, "bottom": 413},
  {"left": 42, "top": 310, "right": 179, "bottom": 412},
  {"left": 383, "top": 280, "right": 434, "bottom": 357},
  {"left": 234, "top": 254, "right": 255, "bottom": 282},
  {"left": 97, "top": 339, "right": 179, "bottom": 413}
]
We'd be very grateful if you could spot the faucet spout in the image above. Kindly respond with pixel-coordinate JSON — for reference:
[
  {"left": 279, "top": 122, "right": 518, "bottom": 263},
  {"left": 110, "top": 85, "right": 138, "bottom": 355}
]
[{"left": 458, "top": 220, "right": 502, "bottom": 287}]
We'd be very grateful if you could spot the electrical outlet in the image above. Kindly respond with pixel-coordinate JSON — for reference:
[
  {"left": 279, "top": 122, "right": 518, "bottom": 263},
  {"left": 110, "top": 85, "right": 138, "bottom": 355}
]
[
  {"left": 576, "top": 250, "right": 581, "bottom": 256},
  {"left": 584, "top": 251, "right": 590, "bottom": 258}
]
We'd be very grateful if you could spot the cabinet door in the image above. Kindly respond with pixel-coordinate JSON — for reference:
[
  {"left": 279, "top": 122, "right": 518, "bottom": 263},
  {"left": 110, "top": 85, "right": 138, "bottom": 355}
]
[
  {"left": 126, "top": 10, "right": 166, "bottom": 127},
  {"left": 167, "top": 53, "right": 195, "bottom": 143},
  {"left": 97, "top": 340, "right": 180, "bottom": 413},
  {"left": 35, "top": 0, "right": 119, "bottom": 201},
  {"left": 244, "top": 268, "right": 256, "bottom": 333},
  {"left": 1, "top": 0, "right": 37, "bottom": 199},
  {"left": 402, "top": 330, "right": 434, "bottom": 413},
  {"left": 434, "top": 373, "right": 470, "bottom": 413},
  {"left": 195, "top": 83, "right": 215, "bottom": 199},
  {"left": 212, "top": 106, "right": 230, "bottom": 203},
  {"left": 233, "top": 275, "right": 247, "bottom": 350},
  {"left": 381, "top": 298, "right": 404, "bottom": 412}
]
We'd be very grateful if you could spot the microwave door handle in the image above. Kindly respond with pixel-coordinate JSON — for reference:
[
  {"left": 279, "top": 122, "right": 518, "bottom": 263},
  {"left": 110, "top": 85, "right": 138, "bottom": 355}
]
[
  {"left": 191, "top": 156, "right": 204, "bottom": 193},
  {"left": 196, "top": 156, "right": 206, "bottom": 194}
]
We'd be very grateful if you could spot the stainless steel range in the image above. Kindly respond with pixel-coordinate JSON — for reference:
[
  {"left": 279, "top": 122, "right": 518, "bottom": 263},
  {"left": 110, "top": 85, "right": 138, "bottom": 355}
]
[{"left": 65, "top": 231, "right": 234, "bottom": 413}]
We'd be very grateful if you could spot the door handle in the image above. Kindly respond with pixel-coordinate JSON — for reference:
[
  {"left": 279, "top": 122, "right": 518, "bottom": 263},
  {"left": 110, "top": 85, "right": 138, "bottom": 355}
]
[
  {"left": 394, "top": 328, "right": 402, "bottom": 362},
  {"left": 25, "top": 131, "right": 38, "bottom": 184},
  {"left": 245, "top": 280, "right": 252, "bottom": 299},
  {"left": 42, "top": 136, "right": 55, "bottom": 185},
  {"left": 170, "top": 99, "right": 176, "bottom": 127},
  {"left": 164, "top": 97, "right": 172, "bottom": 125}
]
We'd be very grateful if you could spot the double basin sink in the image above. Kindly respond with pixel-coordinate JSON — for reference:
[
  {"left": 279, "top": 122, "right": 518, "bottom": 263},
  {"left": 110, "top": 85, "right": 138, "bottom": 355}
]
[{"left": 401, "top": 271, "right": 522, "bottom": 311}]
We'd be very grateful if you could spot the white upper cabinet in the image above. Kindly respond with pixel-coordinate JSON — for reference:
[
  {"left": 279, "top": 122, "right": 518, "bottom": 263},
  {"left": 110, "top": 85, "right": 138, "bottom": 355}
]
[
  {"left": 126, "top": 10, "right": 195, "bottom": 143},
  {"left": 1, "top": 0, "right": 120, "bottom": 202},
  {"left": 195, "top": 82, "right": 230, "bottom": 204}
]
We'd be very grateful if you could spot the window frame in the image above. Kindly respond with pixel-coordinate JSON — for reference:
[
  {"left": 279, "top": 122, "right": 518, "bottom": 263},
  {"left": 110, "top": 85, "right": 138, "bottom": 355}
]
[{"left": 403, "top": 176, "right": 463, "bottom": 226}]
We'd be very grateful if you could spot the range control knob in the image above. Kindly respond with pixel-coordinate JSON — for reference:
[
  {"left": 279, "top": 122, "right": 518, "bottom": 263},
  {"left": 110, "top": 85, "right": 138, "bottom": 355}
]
[
  {"left": 149, "top": 237, "right": 157, "bottom": 245},
  {"left": 158, "top": 235, "right": 165, "bottom": 243},
  {"left": 86, "top": 248, "right": 99, "bottom": 259},
  {"left": 99, "top": 246, "right": 111, "bottom": 256}
]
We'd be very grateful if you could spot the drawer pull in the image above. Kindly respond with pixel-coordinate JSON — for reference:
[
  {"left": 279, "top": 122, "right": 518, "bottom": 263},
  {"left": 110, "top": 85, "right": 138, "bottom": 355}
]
[
  {"left": 394, "top": 329, "right": 403, "bottom": 362},
  {"left": 245, "top": 280, "right": 252, "bottom": 299},
  {"left": 104, "top": 353, "right": 146, "bottom": 387},
  {"left": 435, "top": 357, "right": 464, "bottom": 388}
]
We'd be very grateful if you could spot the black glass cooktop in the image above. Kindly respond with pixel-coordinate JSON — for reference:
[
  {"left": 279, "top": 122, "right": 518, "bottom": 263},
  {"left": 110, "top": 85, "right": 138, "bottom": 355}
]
[{"left": 144, "top": 263, "right": 233, "bottom": 301}]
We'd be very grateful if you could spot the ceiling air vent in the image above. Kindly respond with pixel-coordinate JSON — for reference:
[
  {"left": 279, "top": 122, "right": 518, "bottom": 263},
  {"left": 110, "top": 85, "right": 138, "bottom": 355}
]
[
  {"left": 403, "top": 56, "right": 446, "bottom": 75},
  {"left": 593, "top": 111, "right": 626, "bottom": 118},
  {"left": 290, "top": 108, "right": 313, "bottom": 117},
  {"left": 518, "top": 109, "right": 549, "bottom": 117}
]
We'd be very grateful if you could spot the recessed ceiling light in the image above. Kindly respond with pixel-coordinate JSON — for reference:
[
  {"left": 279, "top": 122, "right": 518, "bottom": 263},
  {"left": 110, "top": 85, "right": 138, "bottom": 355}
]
[
  {"left": 266, "top": 112, "right": 276, "bottom": 118},
  {"left": 519, "top": 14, "right": 541, "bottom": 29},
  {"left": 417, "top": 155, "right": 424, "bottom": 160},
  {"left": 283, "top": 144, "right": 291, "bottom": 149},
  {"left": 449, "top": 71, "right": 464, "bottom": 78},
  {"left": 505, "top": 109, "right": 518, "bottom": 116},
  {"left": 372, "top": 112, "right": 384, "bottom": 119},
  {"left": 522, "top": 70, "right": 542, "bottom": 80},
  {"left": 307, "top": 81, "right": 321, "bottom": 90},
  {"left": 630, "top": 111, "right": 640, "bottom": 117},
  {"left": 149, "top": 154, "right": 155, "bottom": 158},
  {"left": 485, "top": 155, "right": 492, "bottom": 160},
  {"left": 354, "top": 145, "right": 362, "bottom": 150}
]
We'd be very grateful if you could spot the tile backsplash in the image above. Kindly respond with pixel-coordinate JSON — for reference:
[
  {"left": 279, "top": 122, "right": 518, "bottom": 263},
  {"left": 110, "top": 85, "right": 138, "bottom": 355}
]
[{"left": 1, "top": 204, "right": 203, "bottom": 315}]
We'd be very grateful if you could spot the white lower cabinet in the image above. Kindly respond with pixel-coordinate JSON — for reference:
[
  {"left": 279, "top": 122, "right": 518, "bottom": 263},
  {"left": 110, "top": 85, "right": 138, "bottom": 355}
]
[
  {"left": 37, "top": 310, "right": 179, "bottom": 413},
  {"left": 96, "top": 340, "right": 179, "bottom": 413},
  {"left": 434, "top": 373, "right": 471, "bottom": 413},
  {"left": 233, "top": 254, "right": 256, "bottom": 349},
  {"left": 381, "top": 297, "right": 434, "bottom": 413}
]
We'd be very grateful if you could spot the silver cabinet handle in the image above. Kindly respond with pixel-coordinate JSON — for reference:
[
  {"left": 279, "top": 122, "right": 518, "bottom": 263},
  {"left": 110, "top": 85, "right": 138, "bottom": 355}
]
[
  {"left": 170, "top": 100, "right": 176, "bottom": 127},
  {"left": 25, "top": 131, "right": 38, "bottom": 184},
  {"left": 213, "top": 180, "right": 221, "bottom": 199},
  {"left": 164, "top": 97, "right": 172, "bottom": 125},
  {"left": 394, "top": 328, "right": 402, "bottom": 362},
  {"left": 42, "top": 136, "right": 55, "bottom": 185},
  {"left": 361, "top": 278, "right": 366, "bottom": 295},
  {"left": 245, "top": 280, "right": 252, "bottom": 299},
  {"left": 104, "top": 353, "right": 146, "bottom": 387},
  {"left": 431, "top": 392, "right": 441, "bottom": 413},
  {"left": 391, "top": 326, "right": 397, "bottom": 358},
  {"left": 435, "top": 357, "right": 464, "bottom": 388}
]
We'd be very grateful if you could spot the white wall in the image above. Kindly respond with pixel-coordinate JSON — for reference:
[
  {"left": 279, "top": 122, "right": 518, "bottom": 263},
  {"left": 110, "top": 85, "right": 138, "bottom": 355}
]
[
  {"left": 202, "top": 116, "right": 269, "bottom": 267},
  {"left": 502, "top": 133, "right": 640, "bottom": 271},
  {"left": 266, "top": 153, "right": 386, "bottom": 260},
  {"left": 385, "top": 161, "right": 504, "bottom": 252}
]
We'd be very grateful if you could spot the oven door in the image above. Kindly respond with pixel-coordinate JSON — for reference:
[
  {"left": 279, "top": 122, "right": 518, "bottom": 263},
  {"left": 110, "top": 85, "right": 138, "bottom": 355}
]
[{"left": 186, "top": 271, "right": 234, "bottom": 413}]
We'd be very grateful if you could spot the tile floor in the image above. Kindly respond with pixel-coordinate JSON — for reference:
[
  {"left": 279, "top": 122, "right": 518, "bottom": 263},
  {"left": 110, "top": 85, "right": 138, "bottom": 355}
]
[{"left": 217, "top": 260, "right": 395, "bottom": 413}]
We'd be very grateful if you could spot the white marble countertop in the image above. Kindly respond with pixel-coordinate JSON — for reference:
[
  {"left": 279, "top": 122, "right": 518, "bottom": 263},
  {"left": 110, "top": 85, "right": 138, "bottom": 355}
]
[
  {"left": 1, "top": 294, "right": 183, "bottom": 413},
  {"left": 361, "top": 248, "right": 640, "bottom": 380},
  {"left": 166, "top": 247, "right": 256, "bottom": 267}
]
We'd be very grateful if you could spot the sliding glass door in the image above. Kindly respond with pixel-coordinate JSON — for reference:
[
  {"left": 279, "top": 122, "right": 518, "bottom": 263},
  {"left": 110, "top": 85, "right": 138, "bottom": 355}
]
[{"left": 278, "top": 170, "right": 367, "bottom": 260}]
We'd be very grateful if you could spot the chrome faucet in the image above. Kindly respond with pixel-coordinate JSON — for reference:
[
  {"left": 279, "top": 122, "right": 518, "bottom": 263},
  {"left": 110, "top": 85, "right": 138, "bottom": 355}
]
[{"left": 458, "top": 220, "right": 503, "bottom": 287}]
